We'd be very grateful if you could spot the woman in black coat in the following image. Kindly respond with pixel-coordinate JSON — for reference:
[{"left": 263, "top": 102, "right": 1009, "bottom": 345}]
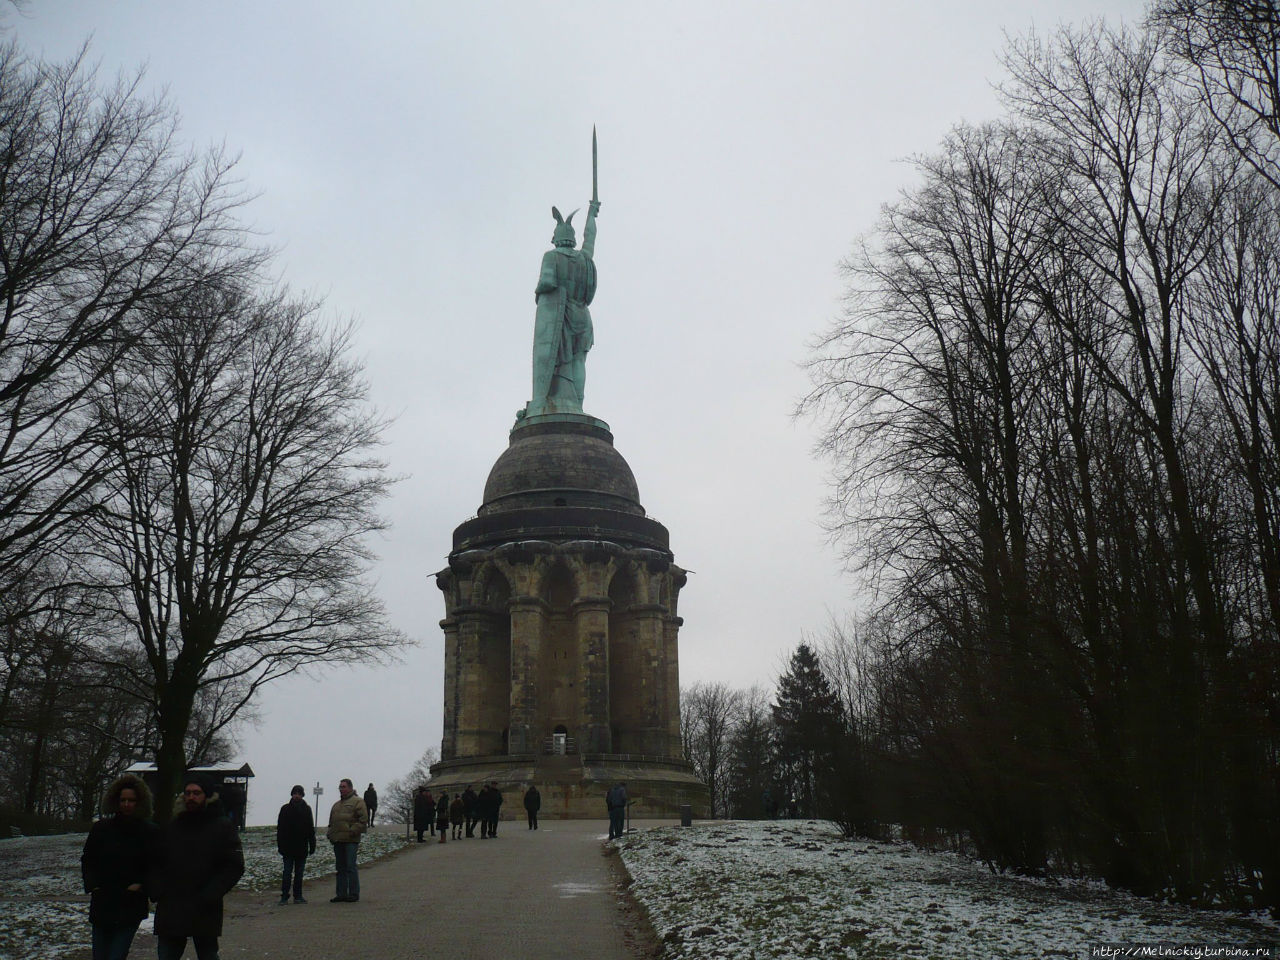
[
  {"left": 81, "top": 774, "right": 161, "bottom": 960},
  {"left": 413, "top": 787, "right": 432, "bottom": 842}
]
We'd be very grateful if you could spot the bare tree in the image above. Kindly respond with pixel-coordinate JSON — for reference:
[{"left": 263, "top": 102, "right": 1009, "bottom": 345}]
[
  {"left": 382, "top": 748, "right": 439, "bottom": 826},
  {"left": 0, "top": 568, "right": 153, "bottom": 820},
  {"left": 1154, "top": 0, "right": 1280, "bottom": 188},
  {"left": 803, "top": 118, "right": 1067, "bottom": 865},
  {"left": 0, "top": 42, "right": 255, "bottom": 612},
  {"left": 1004, "top": 21, "right": 1256, "bottom": 892},
  {"left": 804, "top": 16, "right": 1280, "bottom": 902},
  {"left": 682, "top": 682, "right": 743, "bottom": 819},
  {"left": 1186, "top": 173, "right": 1280, "bottom": 649},
  {"left": 724, "top": 685, "right": 776, "bottom": 819},
  {"left": 87, "top": 282, "right": 405, "bottom": 817}
]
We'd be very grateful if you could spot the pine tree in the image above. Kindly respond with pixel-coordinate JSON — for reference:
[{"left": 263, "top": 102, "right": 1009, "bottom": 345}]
[{"left": 772, "top": 644, "right": 846, "bottom": 818}]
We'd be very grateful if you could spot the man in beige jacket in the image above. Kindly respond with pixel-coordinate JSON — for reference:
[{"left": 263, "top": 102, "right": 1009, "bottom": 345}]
[{"left": 326, "top": 778, "right": 367, "bottom": 902}]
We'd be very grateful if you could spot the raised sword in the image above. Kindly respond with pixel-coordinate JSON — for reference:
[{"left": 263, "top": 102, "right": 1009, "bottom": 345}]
[{"left": 592, "top": 125, "right": 599, "bottom": 215}]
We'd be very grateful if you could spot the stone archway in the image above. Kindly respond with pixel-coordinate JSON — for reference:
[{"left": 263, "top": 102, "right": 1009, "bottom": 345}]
[{"left": 537, "top": 560, "right": 578, "bottom": 751}]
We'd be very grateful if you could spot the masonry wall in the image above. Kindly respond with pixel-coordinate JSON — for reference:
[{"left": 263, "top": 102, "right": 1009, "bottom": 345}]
[{"left": 436, "top": 541, "right": 687, "bottom": 764}]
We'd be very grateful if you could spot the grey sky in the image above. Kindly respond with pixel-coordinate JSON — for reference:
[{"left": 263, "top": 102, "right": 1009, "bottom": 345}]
[{"left": 11, "top": 0, "right": 1147, "bottom": 822}]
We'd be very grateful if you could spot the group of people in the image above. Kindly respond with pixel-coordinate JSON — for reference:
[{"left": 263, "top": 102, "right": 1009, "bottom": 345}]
[
  {"left": 81, "top": 771, "right": 631, "bottom": 959},
  {"left": 412, "top": 782, "right": 519, "bottom": 842},
  {"left": 80, "top": 773, "right": 375, "bottom": 960},
  {"left": 276, "top": 777, "right": 372, "bottom": 907},
  {"left": 80, "top": 772, "right": 243, "bottom": 960}
]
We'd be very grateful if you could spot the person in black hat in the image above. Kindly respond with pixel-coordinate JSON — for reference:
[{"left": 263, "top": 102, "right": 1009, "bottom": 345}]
[
  {"left": 276, "top": 785, "right": 316, "bottom": 904},
  {"left": 152, "top": 773, "right": 244, "bottom": 960}
]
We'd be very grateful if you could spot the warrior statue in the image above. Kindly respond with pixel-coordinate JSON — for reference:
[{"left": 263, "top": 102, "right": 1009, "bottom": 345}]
[{"left": 526, "top": 129, "right": 600, "bottom": 417}]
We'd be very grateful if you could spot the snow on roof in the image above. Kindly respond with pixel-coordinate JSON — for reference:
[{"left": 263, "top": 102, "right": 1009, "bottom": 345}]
[{"left": 124, "top": 761, "right": 254, "bottom": 777}]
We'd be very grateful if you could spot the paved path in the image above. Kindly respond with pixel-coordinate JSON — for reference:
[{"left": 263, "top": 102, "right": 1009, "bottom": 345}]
[{"left": 134, "top": 820, "right": 663, "bottom": 959}]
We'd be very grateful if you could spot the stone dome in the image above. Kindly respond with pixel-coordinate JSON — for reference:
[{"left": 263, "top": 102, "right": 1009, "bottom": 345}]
[
  {"left": 479, "top": 417, "right": 643, "bottom": 516},
  {"left": 451, "top": 414, "right": 669, "bottom": 553}
]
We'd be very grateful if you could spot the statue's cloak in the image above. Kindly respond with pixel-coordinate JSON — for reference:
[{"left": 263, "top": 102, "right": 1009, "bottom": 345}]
[{"left": 532, "top": 247, "right": 596, "bottom": 407}]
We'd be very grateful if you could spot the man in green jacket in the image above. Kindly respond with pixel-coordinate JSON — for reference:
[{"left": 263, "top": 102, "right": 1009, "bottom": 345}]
[{"left": 326, "top": 778, "right": 367, "bottom": 903}]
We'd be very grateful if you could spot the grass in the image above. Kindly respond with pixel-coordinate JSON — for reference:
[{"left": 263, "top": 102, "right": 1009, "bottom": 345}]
[
  {"left": 0, "top": 824, "right": 412, "bottom": 959},
  {"left": 615, "top": 820, "right": 1280, "bottom": 959}
]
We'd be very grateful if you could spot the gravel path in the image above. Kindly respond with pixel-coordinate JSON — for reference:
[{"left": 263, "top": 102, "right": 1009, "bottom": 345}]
[{"left": 128, "top": 820, "right": 661, "bottom": 959}]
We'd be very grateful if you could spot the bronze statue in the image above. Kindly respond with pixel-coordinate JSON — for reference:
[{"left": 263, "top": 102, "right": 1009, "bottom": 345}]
[{"left": 525, "top": 129, "right": 599, "bottom": 418}]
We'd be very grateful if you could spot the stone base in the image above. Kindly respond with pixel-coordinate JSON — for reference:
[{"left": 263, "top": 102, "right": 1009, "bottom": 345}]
[
  {"left": 428, "top": 753, "right": 710, "bottom": 820},
  {"left": 515, "top": 409, "right": 611, "bottom": 434}
]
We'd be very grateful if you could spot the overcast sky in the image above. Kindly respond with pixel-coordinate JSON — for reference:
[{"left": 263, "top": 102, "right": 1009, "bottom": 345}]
[{"left": 11, "top": 0, "right": 1147, "bottom": 823}]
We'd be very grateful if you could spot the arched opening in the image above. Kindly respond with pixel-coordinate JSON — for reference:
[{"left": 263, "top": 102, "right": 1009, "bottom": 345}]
[
  {"left": 538, "top": 561, "right": 578, "bottom": 750},
  {"left": 552, "top": 723, "right": 571, "bottom": 755}
]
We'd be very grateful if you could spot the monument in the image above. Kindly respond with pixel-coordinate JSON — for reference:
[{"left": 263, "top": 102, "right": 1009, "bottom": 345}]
[{"left": 429, "top": 132, "right": 709, "bottom": 818}]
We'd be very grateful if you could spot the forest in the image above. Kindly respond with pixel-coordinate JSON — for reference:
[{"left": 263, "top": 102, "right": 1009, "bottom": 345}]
[{"left": 688, "top": 3, "right": 1280, "bottom": 912}]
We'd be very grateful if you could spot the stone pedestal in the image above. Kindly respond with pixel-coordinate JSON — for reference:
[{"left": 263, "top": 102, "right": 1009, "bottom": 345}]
[{"left": 431, "top": 416, "right": 709, "bottom": 818}]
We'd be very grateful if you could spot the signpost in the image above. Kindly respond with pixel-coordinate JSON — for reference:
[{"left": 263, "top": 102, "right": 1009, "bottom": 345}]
[{"left": 312, "top": 781, "right": 323, "bottom": 827}]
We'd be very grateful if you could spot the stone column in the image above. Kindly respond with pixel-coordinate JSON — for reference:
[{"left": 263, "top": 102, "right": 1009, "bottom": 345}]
[
  {"left": 629, "top": 600, "right": 669, "bottom": 754},
  {"left": 663, "top": 567, "right": 688, "bottom": 758},
  {"left": 439, "top": 615, "right": 460, "bottom": 759},
  {"left": 436, "top": 569, "right": 461, "bottom": 760},
  {"left": 574, "top": 595, "right": 612, "bottom": 754},
  {"left": 663, "top": 612, "right": 684, "bottom": 758},
  {"left": 453, "top": 605, "right": 500, "bottom": 757},
  {"left": 508, "top": 596, "right": 545, "bottom": 754}
]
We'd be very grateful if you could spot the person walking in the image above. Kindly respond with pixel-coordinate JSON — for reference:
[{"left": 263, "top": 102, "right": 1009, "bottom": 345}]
[
  {"left": 523, "top": 784, "right": 541, "bottom": 831},
  {"left": 363, "top": 782, "right": 379, "bottom": 827},
  {"left": 449, "top": 793, "right": 465, "bottom": 839},
  {"left": 80, "top": 773, "right": 160, "bottom": 960},
  {"left": 477, "top": 784, "right": 492, "bottom": 838},
  {"left": 326, "top": 778, "right": 368, "bottom": 903},
  {"left": 412, "top": 786, "right": 432, "bottom": 843},
  {"left": 462, "top": 784, "right": 479, "bottom": 838},
  {"left": 276, "top": 785, "right": 316, "bottom": 904},
  {"left": 435, "top": 791, "right": 450, "bottom": 843},
  {"left": 152, "top": 774, "right": 245, "bottom": 960},
  {"left": 485, "top": 781, "right": 504, "bottom": 838},
  {"left": 606, "top": 782, "right": 628, "bottom": 840}
]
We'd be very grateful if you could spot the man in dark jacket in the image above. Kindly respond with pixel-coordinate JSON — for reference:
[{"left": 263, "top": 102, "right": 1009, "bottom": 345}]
[
  {"left": 153, "top": 774, "right": 244, "bottom": 960},
  {"left": 276, "top": 785, "right": 316, "bottom": 904},
  {"left": 462, "top": 785, "right": 479, "bottom": 838},
  {"left": 606, "top": 782, "right": 628, "bottom": 840},
  {"left": 363, "top": 783, "right": 379, "bottom": 827},
  {"left": 484, "top": 781, "right": 504, "bottom": 838},
  {"left": 523, "top": 784, "right": 541, "bottom": 830}
]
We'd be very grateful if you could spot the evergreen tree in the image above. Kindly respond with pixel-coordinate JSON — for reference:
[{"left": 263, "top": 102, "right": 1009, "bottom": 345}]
[{"left": 772, "top": 644, "right": 846, "bottom": 818}]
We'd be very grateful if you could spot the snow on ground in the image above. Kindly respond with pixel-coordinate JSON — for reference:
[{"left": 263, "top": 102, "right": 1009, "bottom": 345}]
[
  {"left": 0, "top": 825, "right": 412, "bottom": 959},
  {"left": 616, "top": 820, "right": 1280, "bottom": 960},
  {"left": 7, "top": 819, "right": 1277, "bottom": 959}
]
